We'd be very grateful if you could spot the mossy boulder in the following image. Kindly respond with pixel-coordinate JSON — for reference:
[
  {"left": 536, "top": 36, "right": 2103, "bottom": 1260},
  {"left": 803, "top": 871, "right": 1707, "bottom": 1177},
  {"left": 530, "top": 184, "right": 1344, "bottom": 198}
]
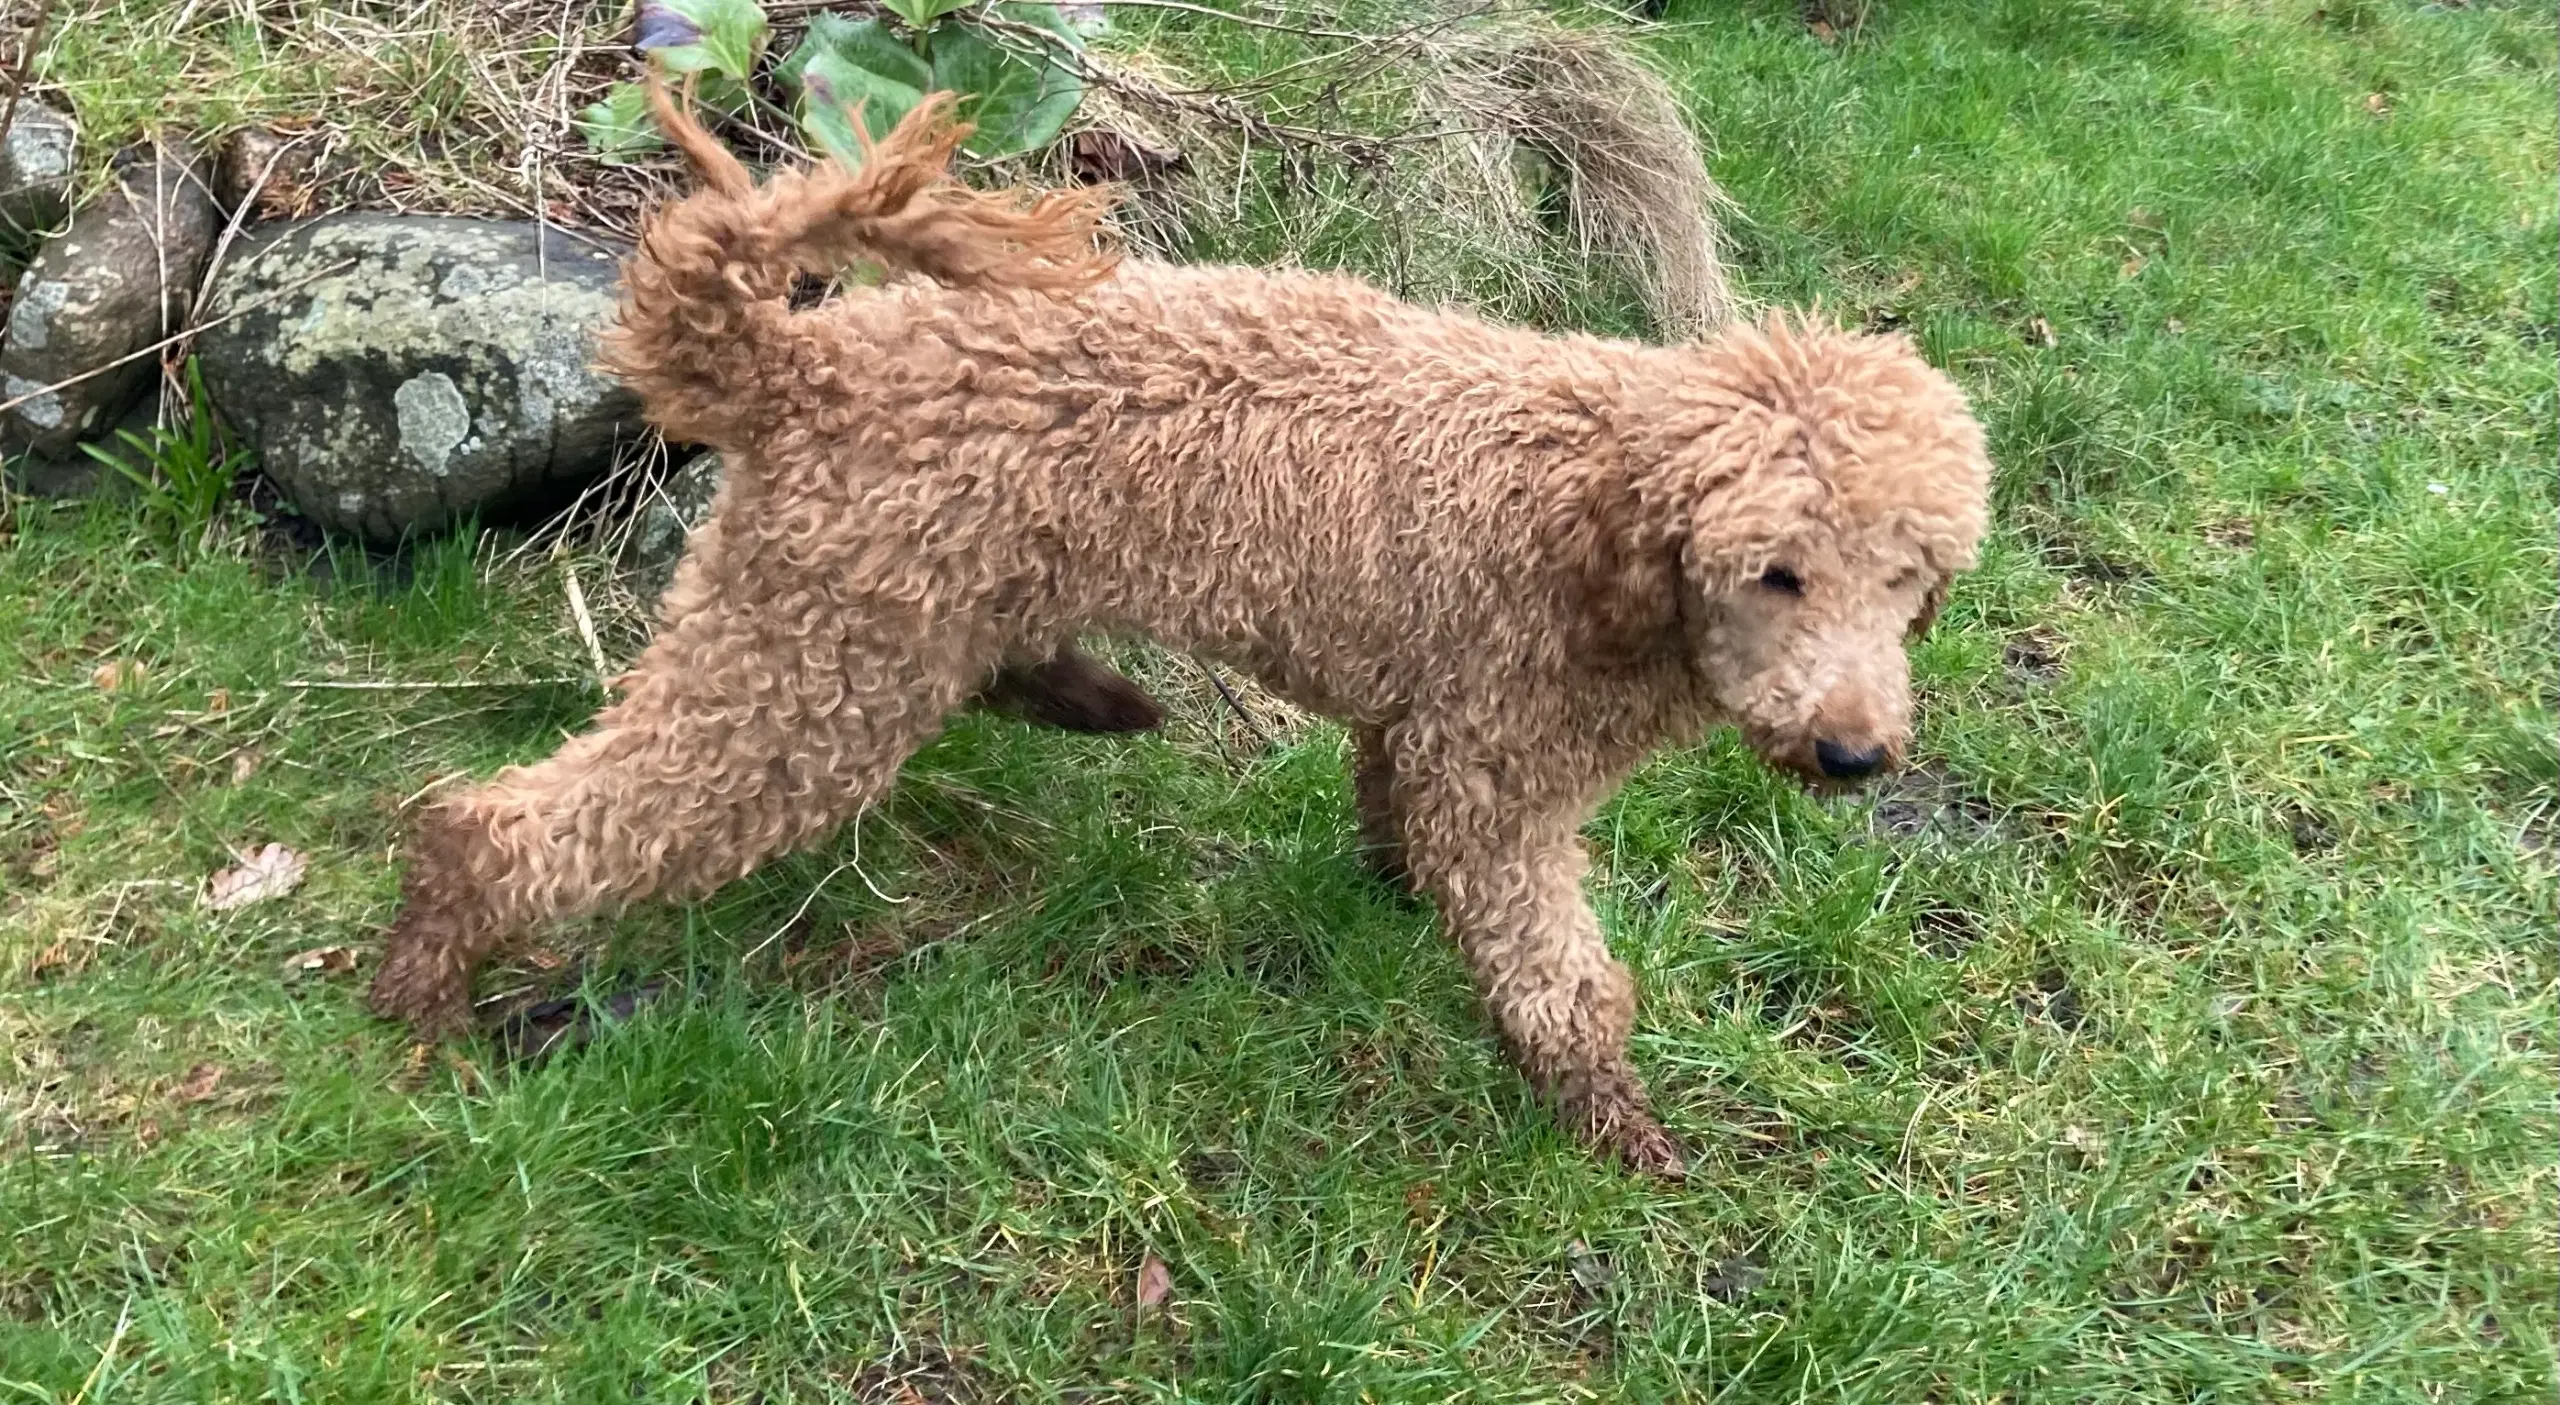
[{"left": 197, "top": 215, "right": 640, "bottom": 541}]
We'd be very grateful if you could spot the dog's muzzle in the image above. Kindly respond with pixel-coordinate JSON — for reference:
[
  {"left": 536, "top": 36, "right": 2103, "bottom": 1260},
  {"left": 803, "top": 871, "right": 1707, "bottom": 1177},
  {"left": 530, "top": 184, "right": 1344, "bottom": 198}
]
[{"left": 1814, "top": 738, "right": 1889, "bottom": 780}]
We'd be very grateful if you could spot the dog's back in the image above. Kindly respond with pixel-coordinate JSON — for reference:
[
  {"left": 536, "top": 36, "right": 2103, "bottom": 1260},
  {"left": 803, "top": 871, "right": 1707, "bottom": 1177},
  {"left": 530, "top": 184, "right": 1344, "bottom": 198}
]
[{"left": 775, "top": 253, "right": 1669, "bottom": 721}]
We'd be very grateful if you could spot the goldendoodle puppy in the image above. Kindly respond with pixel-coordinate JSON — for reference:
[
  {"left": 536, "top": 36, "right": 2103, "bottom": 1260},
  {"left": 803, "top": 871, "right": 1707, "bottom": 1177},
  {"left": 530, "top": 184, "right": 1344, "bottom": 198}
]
[{"left": 368, "top": 84, "right": 1991, "bottom": 1176}]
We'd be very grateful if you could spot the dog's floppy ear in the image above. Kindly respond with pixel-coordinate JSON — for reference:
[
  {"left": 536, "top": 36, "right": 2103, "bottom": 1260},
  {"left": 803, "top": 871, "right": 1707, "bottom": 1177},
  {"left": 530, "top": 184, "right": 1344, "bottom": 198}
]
[
  {"left": 1907, "top": 575, "right": 1949, "bottom": 641},
  {"left": 1542, "top": 461, "right": 1685, "bottom": 662},
  {"left": 1670, "top": 424, "right": 1830, "bottom": 595}
]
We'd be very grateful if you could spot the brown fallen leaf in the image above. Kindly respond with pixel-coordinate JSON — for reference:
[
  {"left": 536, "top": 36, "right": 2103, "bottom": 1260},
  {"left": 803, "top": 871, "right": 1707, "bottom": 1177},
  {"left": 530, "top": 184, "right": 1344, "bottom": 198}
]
[
  {"left": 206, "top": 687, "right": 230, "bottom": 715},
  {"left": 205, "top": 843, "right": 307, "bottom": 911},
  {"left": 2029, "top": 316, "right": 2058, "bottom": 348},
  {"left": 1808, "top": 19, "right": 1837, "bottom": 42},
  {"left": 2364, "top": 91, "right": 2391, "bottom": 118},
  {"left": 396, "top": 1042, "right": 436, "bottom": 1090},
  {"left": 2205, "top": 517, "right": 2257, "bottom": 550},
  {"left": 93, "top": 659, "right": 145, "bottom": 692},
  {"left": 230, "top": 749, "right": 261, "bottom": 785},
  {"left": 27, "top": 940, "right": 73, "bottom": 978},
  {"left": 525, "top": 948, "right": 568, "bottom": 971},
  {"left": 282, "top": 945, "right": 357, "bottom": 979},
  {"left": 174, "top": 1062, "right": 225, "bottom": 1104},
  {"left": 2119, "top": 252, "right": 2147, "bottom": 279},
  {"left": 1136, "top": 1255, "right": 1173, "bottom": 1312},
  {"left": 442, "top": 1049, "right": 485, "bottom": 1094}
]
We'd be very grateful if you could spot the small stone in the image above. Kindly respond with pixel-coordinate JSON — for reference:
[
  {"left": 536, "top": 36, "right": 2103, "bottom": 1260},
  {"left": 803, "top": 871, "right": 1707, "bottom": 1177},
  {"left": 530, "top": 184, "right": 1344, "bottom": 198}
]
[
  {"left": 1566, "top": 1239, "right": 1614, "bottom": 1298},
  {"left": 214, "top": 125, "right": 327, "bottom": 221},
  {"left": 194, "top": 215, "right": 640, "bottom": 541},
  {"left": 6, "top": 387, "right": 161, "bottom": 497},
  {"left": 0, "top": 100, "right": 77, "bottom": 233},
  {"left": 1070, "top": 129, "right": 1181, "bottom": 185},
  {"left": 623, "top": 451, "right": 725, "bottom": 610},
  {"left": 0, "top": 141, "right": 216, "bottom": 471},
  {"left": 1701, "top": 1255, "right": 1767, "bottom": 1304}
]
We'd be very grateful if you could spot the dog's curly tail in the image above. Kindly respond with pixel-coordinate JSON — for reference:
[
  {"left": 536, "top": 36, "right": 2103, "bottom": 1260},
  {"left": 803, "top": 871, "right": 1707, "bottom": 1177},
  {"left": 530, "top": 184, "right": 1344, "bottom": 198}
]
[{"left": 601, "top": 74, "right": 1118, "bottom": 446}]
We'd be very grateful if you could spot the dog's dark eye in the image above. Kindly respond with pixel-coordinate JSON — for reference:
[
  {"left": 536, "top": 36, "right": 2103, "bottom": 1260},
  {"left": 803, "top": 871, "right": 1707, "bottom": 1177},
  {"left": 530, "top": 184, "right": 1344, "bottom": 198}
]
[{"left": 1759, "top": 567, "right": 1803, "bottom": 596}]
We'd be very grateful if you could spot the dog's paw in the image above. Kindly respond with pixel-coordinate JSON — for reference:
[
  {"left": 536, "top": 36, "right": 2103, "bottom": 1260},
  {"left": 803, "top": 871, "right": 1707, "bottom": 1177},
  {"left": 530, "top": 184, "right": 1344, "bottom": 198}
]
[
  {"left": 366, "top": 938, "right": 475, "bottom": 1042},
  {"left": 1600, "top": 1114, "right": 1688, "bottom": 1180},
  {"left": 1559, "top": 1069, "right": 1687, "bottom": 1181}
]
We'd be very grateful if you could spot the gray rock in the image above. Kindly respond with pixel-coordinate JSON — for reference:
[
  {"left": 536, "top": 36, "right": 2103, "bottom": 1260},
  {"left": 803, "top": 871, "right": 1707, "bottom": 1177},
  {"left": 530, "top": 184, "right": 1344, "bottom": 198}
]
[
  {"left": 624, "top": 451, "right": 724, "bottom": 608},
  {"left": 0, "top": 142, "right": 216, "bottom": 466},
  {"left": 5, "top": 387, "right": 158, "bottom": 497},
  {"left": 194, "top": 215, "right": 638, "bottom": 542},
  {"left": 0, "top": 100, "right": 76, "bottom": 234}
]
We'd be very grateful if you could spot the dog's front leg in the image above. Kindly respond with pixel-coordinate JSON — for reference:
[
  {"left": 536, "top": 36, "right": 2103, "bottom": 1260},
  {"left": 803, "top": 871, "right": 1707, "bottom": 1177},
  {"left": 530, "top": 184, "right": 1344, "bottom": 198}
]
[
  {"left": 1398, "top": 769, "right": 1685, "bottom": 1178},
  {"left": 369, "top": 594, "right": 991, "bottom": 1038}
]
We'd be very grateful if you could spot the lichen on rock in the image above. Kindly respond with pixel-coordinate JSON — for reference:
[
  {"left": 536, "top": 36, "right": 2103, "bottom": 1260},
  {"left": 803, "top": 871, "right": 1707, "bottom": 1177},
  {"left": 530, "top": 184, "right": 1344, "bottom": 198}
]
[{"left": 195, "top": 215, "right": 640, "bottom": 541}]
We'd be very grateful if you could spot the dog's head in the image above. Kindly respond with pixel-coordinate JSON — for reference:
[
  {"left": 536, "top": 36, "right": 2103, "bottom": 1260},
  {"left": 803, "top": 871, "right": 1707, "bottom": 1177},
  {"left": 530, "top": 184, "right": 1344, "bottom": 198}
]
[{"left": 1551, "top": 319, "right": 1990, "bottom": 786}]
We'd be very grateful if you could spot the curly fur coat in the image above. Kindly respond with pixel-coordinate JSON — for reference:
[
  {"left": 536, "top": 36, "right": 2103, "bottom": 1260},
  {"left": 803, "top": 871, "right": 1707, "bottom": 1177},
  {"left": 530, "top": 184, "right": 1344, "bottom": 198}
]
[{"left": 368, "top": 85, "right": 1991, "bottom": 1175}]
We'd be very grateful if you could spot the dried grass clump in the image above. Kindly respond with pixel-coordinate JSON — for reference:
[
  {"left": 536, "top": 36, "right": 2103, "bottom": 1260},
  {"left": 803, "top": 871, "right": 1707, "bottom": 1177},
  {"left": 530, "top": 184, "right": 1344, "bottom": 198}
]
[
  {"left": 1426, "top": 12, "right": 1738, "bottom": 338},
  {"left": 1037, "top": 6, "right": 1737, "bottom": 339}
]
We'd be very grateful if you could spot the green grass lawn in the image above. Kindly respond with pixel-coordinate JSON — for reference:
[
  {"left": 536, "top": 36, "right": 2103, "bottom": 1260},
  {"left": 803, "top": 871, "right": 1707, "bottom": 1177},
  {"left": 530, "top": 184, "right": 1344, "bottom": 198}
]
[{"left": 4, "top": 0, "right": 2553, "bottom": 1399}]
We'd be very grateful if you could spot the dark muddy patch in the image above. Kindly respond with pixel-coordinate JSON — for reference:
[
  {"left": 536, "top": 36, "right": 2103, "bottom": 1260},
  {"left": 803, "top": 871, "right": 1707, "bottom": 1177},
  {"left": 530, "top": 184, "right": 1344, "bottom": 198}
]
[{"left": 1871, "top": 764, "right": 2001, "bottom": 843}]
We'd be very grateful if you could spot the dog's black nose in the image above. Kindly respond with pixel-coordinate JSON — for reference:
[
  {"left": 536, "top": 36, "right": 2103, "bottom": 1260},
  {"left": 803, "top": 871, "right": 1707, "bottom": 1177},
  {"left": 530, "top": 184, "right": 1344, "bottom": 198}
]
[{"left": 1814, "top": 739, "right": 1888, "bottom": 780}]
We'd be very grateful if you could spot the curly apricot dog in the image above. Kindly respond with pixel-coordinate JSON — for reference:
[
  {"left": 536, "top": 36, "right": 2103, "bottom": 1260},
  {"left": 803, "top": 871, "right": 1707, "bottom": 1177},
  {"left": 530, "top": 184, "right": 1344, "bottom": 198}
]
[{"left": 368, "top": 84, "right": 1991, "bottom": 1175}]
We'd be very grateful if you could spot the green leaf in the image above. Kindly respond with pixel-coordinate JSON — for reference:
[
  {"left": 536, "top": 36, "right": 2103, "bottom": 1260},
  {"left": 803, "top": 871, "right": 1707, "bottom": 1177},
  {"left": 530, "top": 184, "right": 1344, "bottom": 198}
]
[
  {"left": 634, "top": 0, "right": 769, "bottom": 82},
  {"left": 777, "top": 6, "right": 1084, "bottom": 164},
  {"left": 788, "top": 17, "right": 932, "bottom": 164},
  {"left": 881, "top": 0, "right": 973, "bottom": 29},
  {"left": 929, "top": 16, "right": 1083, "bottom": 159},
  {"left": 578, "top": 81, "right": 665, "bottom": 164},
  {"left": 780, "top": 13, "right": 932, "bottom": 95},
  {"left": 993, "top": 0, "right": 1086, "bottom": 54},
  {"left": 677, "top": 68, "right": 755, "bottom": 118}
]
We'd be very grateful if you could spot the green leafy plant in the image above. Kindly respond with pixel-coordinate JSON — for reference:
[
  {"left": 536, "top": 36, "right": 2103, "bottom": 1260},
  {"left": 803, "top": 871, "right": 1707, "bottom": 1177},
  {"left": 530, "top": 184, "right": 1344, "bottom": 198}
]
[
  {"left": 581, "top": 0, "right": 1084, "bottom": 168},
  {"left": 581, "top": 0, "right": 772, "bottom": 163},
  {"left": 638, "top": 0, "right": 772, "bottom": 83},
  {"left": 80, "top": 360, "right": 253, "bottom": 553},
  {"left": 578, "top": 79, "right": 665, "bottom": 163}
]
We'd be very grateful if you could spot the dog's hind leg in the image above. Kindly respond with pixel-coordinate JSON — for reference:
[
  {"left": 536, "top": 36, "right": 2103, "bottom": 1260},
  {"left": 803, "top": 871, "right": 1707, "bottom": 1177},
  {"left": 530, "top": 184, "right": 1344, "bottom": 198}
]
[
  {"left": 367, "top": 599, "right": 988, "bottom": 1038},
  {"left": 1396, "top": 752, "right": 1685, "bottom": 1178},
  {"left": 979, "top": 645, "right": 1164, "bottom": 734},
  {"left": 1350, "top": 725, "right": 1412, "bottom": 891}
]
